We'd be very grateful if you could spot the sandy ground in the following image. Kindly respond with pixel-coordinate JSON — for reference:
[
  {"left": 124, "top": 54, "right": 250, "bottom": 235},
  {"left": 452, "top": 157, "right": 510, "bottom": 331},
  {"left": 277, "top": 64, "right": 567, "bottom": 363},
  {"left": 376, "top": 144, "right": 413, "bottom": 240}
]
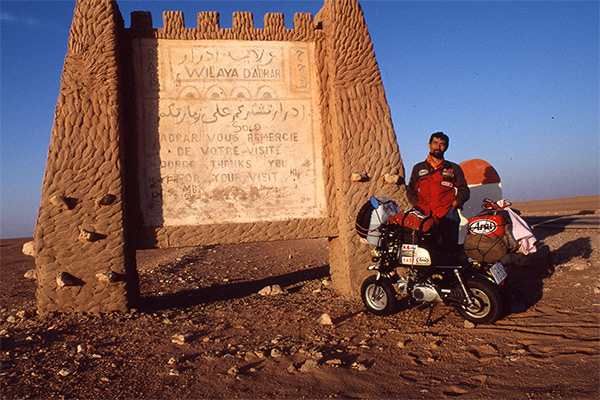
[{"left": 1, "top": 196, "right": 599, "bottom": 399}]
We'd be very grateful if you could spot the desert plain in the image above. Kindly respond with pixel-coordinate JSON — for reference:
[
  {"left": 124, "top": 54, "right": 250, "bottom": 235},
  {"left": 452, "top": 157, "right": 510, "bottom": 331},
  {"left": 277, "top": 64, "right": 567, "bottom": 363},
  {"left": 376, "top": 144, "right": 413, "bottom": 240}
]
[{"left": 1, "top": 196, "right": 599, "bottom": 399}]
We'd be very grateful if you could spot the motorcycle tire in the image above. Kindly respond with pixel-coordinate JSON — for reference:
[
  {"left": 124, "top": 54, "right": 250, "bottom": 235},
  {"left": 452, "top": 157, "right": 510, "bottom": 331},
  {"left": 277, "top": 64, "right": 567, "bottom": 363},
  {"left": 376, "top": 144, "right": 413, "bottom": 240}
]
[
  {"left": 456, "top": 278, "right": 503, "bottom": 325},
  {"left": 361, "top": 275, "right": 396, "bottom": 316}
]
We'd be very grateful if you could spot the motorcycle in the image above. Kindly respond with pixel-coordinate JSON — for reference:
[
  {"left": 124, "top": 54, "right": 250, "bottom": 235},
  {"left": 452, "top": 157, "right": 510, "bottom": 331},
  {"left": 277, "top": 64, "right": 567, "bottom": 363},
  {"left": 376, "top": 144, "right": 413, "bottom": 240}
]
[{"left": 356, "top": 197, "right": 521, "bottom": 325}]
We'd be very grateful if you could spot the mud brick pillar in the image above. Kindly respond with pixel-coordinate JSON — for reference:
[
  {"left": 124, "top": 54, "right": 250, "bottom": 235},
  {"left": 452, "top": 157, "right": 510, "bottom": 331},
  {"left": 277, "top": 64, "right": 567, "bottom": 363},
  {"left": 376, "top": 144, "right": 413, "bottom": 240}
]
[
  {"left": 33, "top": 0, "right": 138, "bottom": 312},
  {"left": 318, "top": 0, "right": 408, "bottom": 296}
]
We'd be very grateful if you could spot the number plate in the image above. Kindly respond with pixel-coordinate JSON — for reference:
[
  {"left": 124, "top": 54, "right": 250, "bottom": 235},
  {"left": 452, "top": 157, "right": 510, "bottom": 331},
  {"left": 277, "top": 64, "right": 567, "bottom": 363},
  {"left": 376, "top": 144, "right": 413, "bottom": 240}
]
[{"left": 489, "top": 262, "right": 507, "bottom": 284}]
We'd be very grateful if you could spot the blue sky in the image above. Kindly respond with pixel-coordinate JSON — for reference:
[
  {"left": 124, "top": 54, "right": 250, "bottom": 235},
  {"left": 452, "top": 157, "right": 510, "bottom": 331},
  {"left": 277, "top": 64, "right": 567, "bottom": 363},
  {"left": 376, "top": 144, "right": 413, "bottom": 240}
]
[{"left": 1, "top": 0, "right": 598, "bottom": 239}]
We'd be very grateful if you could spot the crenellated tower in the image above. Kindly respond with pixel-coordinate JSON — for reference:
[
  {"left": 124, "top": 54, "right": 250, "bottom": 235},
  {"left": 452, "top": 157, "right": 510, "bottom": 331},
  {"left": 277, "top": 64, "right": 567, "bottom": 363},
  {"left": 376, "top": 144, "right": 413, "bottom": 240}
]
[{"left": 33, "top": 0, "right": 407, "bottom": 313}]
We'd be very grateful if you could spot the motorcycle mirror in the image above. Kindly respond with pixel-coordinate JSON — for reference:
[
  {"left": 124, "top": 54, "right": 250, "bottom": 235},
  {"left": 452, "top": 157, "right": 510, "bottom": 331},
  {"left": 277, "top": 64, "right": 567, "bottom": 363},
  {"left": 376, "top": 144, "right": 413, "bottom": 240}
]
[{"left": 370, "top": 196, "right": 379, "bottom": 209}]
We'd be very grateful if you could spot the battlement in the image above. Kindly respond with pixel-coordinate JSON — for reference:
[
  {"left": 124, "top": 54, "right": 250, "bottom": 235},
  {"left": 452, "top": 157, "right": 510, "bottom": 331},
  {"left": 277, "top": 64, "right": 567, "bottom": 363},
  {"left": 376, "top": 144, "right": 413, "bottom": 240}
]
[
  {"left": 128, "top": 11, "right": 321, "bottom": 41},
  {"left": 35, "top": 0, "right": 403, "bottom": 313}
]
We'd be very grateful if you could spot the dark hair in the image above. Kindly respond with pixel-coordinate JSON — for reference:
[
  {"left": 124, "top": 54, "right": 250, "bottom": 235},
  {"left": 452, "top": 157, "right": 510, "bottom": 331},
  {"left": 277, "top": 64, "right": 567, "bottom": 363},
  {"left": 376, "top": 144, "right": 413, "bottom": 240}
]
[{"left": 429, "top": 132, "right": 449, "bottom": 145}]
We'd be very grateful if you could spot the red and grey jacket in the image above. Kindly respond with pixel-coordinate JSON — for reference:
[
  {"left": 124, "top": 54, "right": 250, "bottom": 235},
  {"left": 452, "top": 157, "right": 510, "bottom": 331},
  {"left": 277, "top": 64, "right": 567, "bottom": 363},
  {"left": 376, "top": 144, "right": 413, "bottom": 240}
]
[{"left": 406, "top": 159, "right": 470, "bottom": 218}]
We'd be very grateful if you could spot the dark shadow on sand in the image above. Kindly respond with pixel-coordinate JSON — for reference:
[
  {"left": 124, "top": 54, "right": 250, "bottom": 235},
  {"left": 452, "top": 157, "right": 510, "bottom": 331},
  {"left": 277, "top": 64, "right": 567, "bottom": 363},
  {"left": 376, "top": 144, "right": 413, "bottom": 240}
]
[{"left": 138, "top": 264, "right": 330, "bottom": 312}]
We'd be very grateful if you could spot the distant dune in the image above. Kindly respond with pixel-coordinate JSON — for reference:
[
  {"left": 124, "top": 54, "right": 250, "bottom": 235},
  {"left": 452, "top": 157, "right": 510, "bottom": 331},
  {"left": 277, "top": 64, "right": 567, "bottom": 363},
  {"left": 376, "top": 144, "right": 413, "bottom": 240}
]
[{"left": 511, "top": 195, "right": 599, "bottom": 216}]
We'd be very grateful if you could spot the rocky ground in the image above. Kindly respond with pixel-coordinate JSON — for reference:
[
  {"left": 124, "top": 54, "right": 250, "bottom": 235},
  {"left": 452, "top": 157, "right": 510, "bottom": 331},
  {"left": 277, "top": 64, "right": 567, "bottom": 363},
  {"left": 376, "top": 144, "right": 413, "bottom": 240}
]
[{"left": 1, "top": 197, "right": 599, "bottom": 399}]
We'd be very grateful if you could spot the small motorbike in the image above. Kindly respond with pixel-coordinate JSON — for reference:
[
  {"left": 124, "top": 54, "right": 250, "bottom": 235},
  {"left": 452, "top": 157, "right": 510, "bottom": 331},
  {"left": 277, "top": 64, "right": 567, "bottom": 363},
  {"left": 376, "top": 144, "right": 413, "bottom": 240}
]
[{"left": 356, "top": 197, "right": 519, "bottom": 325}]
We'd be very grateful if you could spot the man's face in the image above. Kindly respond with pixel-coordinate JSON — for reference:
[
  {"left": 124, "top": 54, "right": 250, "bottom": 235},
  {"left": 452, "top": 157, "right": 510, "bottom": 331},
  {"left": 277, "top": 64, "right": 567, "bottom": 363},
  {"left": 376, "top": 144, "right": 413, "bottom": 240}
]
[{"left": 428, "top": 137, "right": 448, "bottom": 159}]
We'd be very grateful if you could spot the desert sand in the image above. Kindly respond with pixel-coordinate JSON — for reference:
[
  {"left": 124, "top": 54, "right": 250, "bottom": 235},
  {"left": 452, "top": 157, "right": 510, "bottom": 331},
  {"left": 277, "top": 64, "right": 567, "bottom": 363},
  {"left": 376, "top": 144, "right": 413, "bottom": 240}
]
[{"left": 1, "top": 196, "right": 598, "bottom": 399}]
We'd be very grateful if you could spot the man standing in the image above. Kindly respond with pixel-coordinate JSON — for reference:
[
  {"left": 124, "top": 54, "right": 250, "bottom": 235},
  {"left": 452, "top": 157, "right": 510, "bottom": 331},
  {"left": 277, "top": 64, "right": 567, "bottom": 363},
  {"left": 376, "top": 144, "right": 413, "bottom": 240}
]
[{"left": 406, "top": 132, "right": 470, "bottom": 246}]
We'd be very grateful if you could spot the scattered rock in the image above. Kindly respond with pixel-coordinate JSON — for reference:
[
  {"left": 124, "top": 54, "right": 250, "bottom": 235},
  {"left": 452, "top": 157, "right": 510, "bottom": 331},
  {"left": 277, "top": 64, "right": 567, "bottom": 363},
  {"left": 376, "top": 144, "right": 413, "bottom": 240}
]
[
  {"left": 443, "top": 385, "right": 469, "bottom": 396},
  {"left": 77, "top": 344, "right": 86, "bottom": 354},
  {"left": 169, "top": 368, "right": 180, "bottom": 376},
  {"left": 96, "top": 271, "right": 118, "bottom": 283},
  {"left": 325, "top": 358, "right": 342, "bottom": 366},
  {"left": 299, "top": 359, "right": 318, "bottom": 372},
  {"left": 58, "top": 367, "right": 74, "bottom": 377},
  {"left": 351, "top": 362, "right": 368, "bottom": 371},
  {"left": 270, "top": 348, "right": 283, "bottom": 357},
  {"left": 317, "top": 313, "right": 333, "bottom": 325},
  {"left": 464, "top": 320, "right": 476, "bottom": 329},
  {"left": 16, "top": 309, "right": 35, "bottom": 319},
  {"left": 270, "top": 285, "right": 284, "bottom": 295},
  {"left": 258, "top": 286, "right": 271, "bottom": 296},
  {"left": 227, "top": 366, "right": 239, "bottom": 375},
  {"left": 258, "top": 285, "right": 286, "bottom": 296},
  {"left": 172, "top": 334, "right": 193, "bottom": 345}
]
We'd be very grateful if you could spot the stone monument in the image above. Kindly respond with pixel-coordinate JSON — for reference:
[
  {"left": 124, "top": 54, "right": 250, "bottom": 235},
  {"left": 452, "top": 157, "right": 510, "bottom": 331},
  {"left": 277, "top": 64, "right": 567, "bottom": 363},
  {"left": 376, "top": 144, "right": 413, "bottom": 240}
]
[{"left": 33, "top": 0, "right": 407, "bottom": 312}]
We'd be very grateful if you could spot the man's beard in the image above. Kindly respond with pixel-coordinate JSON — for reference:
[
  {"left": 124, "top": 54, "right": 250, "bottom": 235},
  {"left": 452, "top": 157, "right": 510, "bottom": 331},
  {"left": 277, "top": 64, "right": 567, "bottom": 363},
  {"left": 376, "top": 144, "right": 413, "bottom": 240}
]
[{"left": 430, "top": 149, "right": 444, "bottom": 159}]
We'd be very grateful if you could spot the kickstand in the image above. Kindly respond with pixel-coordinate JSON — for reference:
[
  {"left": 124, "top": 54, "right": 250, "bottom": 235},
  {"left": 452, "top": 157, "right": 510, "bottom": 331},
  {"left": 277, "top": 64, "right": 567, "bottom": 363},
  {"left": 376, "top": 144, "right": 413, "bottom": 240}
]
[{"left": 423, "top": 303, "right": 436, "bottom": 327}]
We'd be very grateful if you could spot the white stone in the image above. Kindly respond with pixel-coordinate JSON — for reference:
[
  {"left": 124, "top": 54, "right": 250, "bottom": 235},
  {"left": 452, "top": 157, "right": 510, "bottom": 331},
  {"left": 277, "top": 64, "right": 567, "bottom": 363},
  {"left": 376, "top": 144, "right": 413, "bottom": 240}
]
[
  {"left": 270, "top": 348, "right": 283, "bottom": 357},
  {"left": 259, "top": 285, "right": 285, "bottom": 296},
  {"left": 270, "top": 285, "right": 284, "bottom": 295},
  {"left": 317, "top": 313, "right": 333, "bottom": 325},
  {"left": 384, "top": 173, "right": 400, "bottom": 184},
  {"left": 56, "top": 272, "right": 78, "bottom": 288},
  {"left": 22, "top": 241, "right": 35, "bottom": 257},
  {"left": 172, "top": 333, "right": 192, "bottom": 345},
  {"left": 227, "top": 366, "right": 239, "bottom": 375},
  {"left": 58, "top": 367, "right": 73, "bottom": 377},
  {"left": 351, "top": 173, "right": 368, "bottom": 182},
  {"left": 258, "top": 286, "right": 272, "bottom": 296},
  {"left": 464, "top": 320, "right": 476, "bottom": 329},
  {"left": 300, "top": 359, "right": 318, "bottom": 372},
  {"left": 96, "top": 271, "right": 118, "bottom": 283},
  {"left": 78, "top": 229, "right": 94, "bottom": 242},
  {"left": 50, "top": 195, "right": 70, "bottom": 210},
  {"left": 24, "top": 269, "right": 37, "bottom": 280}
]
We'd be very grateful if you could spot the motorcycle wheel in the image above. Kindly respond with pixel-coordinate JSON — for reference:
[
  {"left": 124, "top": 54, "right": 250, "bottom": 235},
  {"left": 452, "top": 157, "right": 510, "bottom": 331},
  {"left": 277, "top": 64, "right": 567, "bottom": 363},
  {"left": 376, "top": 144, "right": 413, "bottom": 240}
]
[
  {"left": 360, "top": 275, "right": 396, "bottom": 316},
  {"left": 456, "top": 279, "right": 503, "bottom": 324}
]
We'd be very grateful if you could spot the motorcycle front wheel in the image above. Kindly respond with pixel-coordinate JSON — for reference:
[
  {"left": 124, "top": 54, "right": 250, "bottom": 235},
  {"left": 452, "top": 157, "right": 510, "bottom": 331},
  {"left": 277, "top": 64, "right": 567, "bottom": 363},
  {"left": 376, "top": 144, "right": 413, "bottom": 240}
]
[
  {"left": 361, "top": 275, "right": 396, "bottom": 316},
  {"left": 457, "top": 278, "right": 503, "bottom": 324}
]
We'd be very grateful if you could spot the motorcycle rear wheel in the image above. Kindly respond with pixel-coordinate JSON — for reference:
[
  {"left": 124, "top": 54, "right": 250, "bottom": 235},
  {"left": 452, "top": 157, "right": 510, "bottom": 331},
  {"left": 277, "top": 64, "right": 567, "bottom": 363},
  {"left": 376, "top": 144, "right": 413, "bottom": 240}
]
[
  {"left": 457, "top": 279, "right": 503, "bottom": 324},
  {"left": 361, "top": 275, "right": 396, "bottom": 316}
]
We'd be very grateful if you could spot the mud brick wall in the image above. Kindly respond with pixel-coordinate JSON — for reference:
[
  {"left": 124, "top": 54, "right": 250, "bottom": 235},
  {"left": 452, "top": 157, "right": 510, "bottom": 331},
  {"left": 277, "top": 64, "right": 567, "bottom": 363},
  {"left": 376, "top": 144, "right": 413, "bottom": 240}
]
[
  {"left": 34, "top": 0, "right": 137, "bottom": 313},
  {"left": 33, "top": 0, "right": 407, "bottom": 312},
  {"left": 317, "top": 0, "right": 408, "bottom": 294}
]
